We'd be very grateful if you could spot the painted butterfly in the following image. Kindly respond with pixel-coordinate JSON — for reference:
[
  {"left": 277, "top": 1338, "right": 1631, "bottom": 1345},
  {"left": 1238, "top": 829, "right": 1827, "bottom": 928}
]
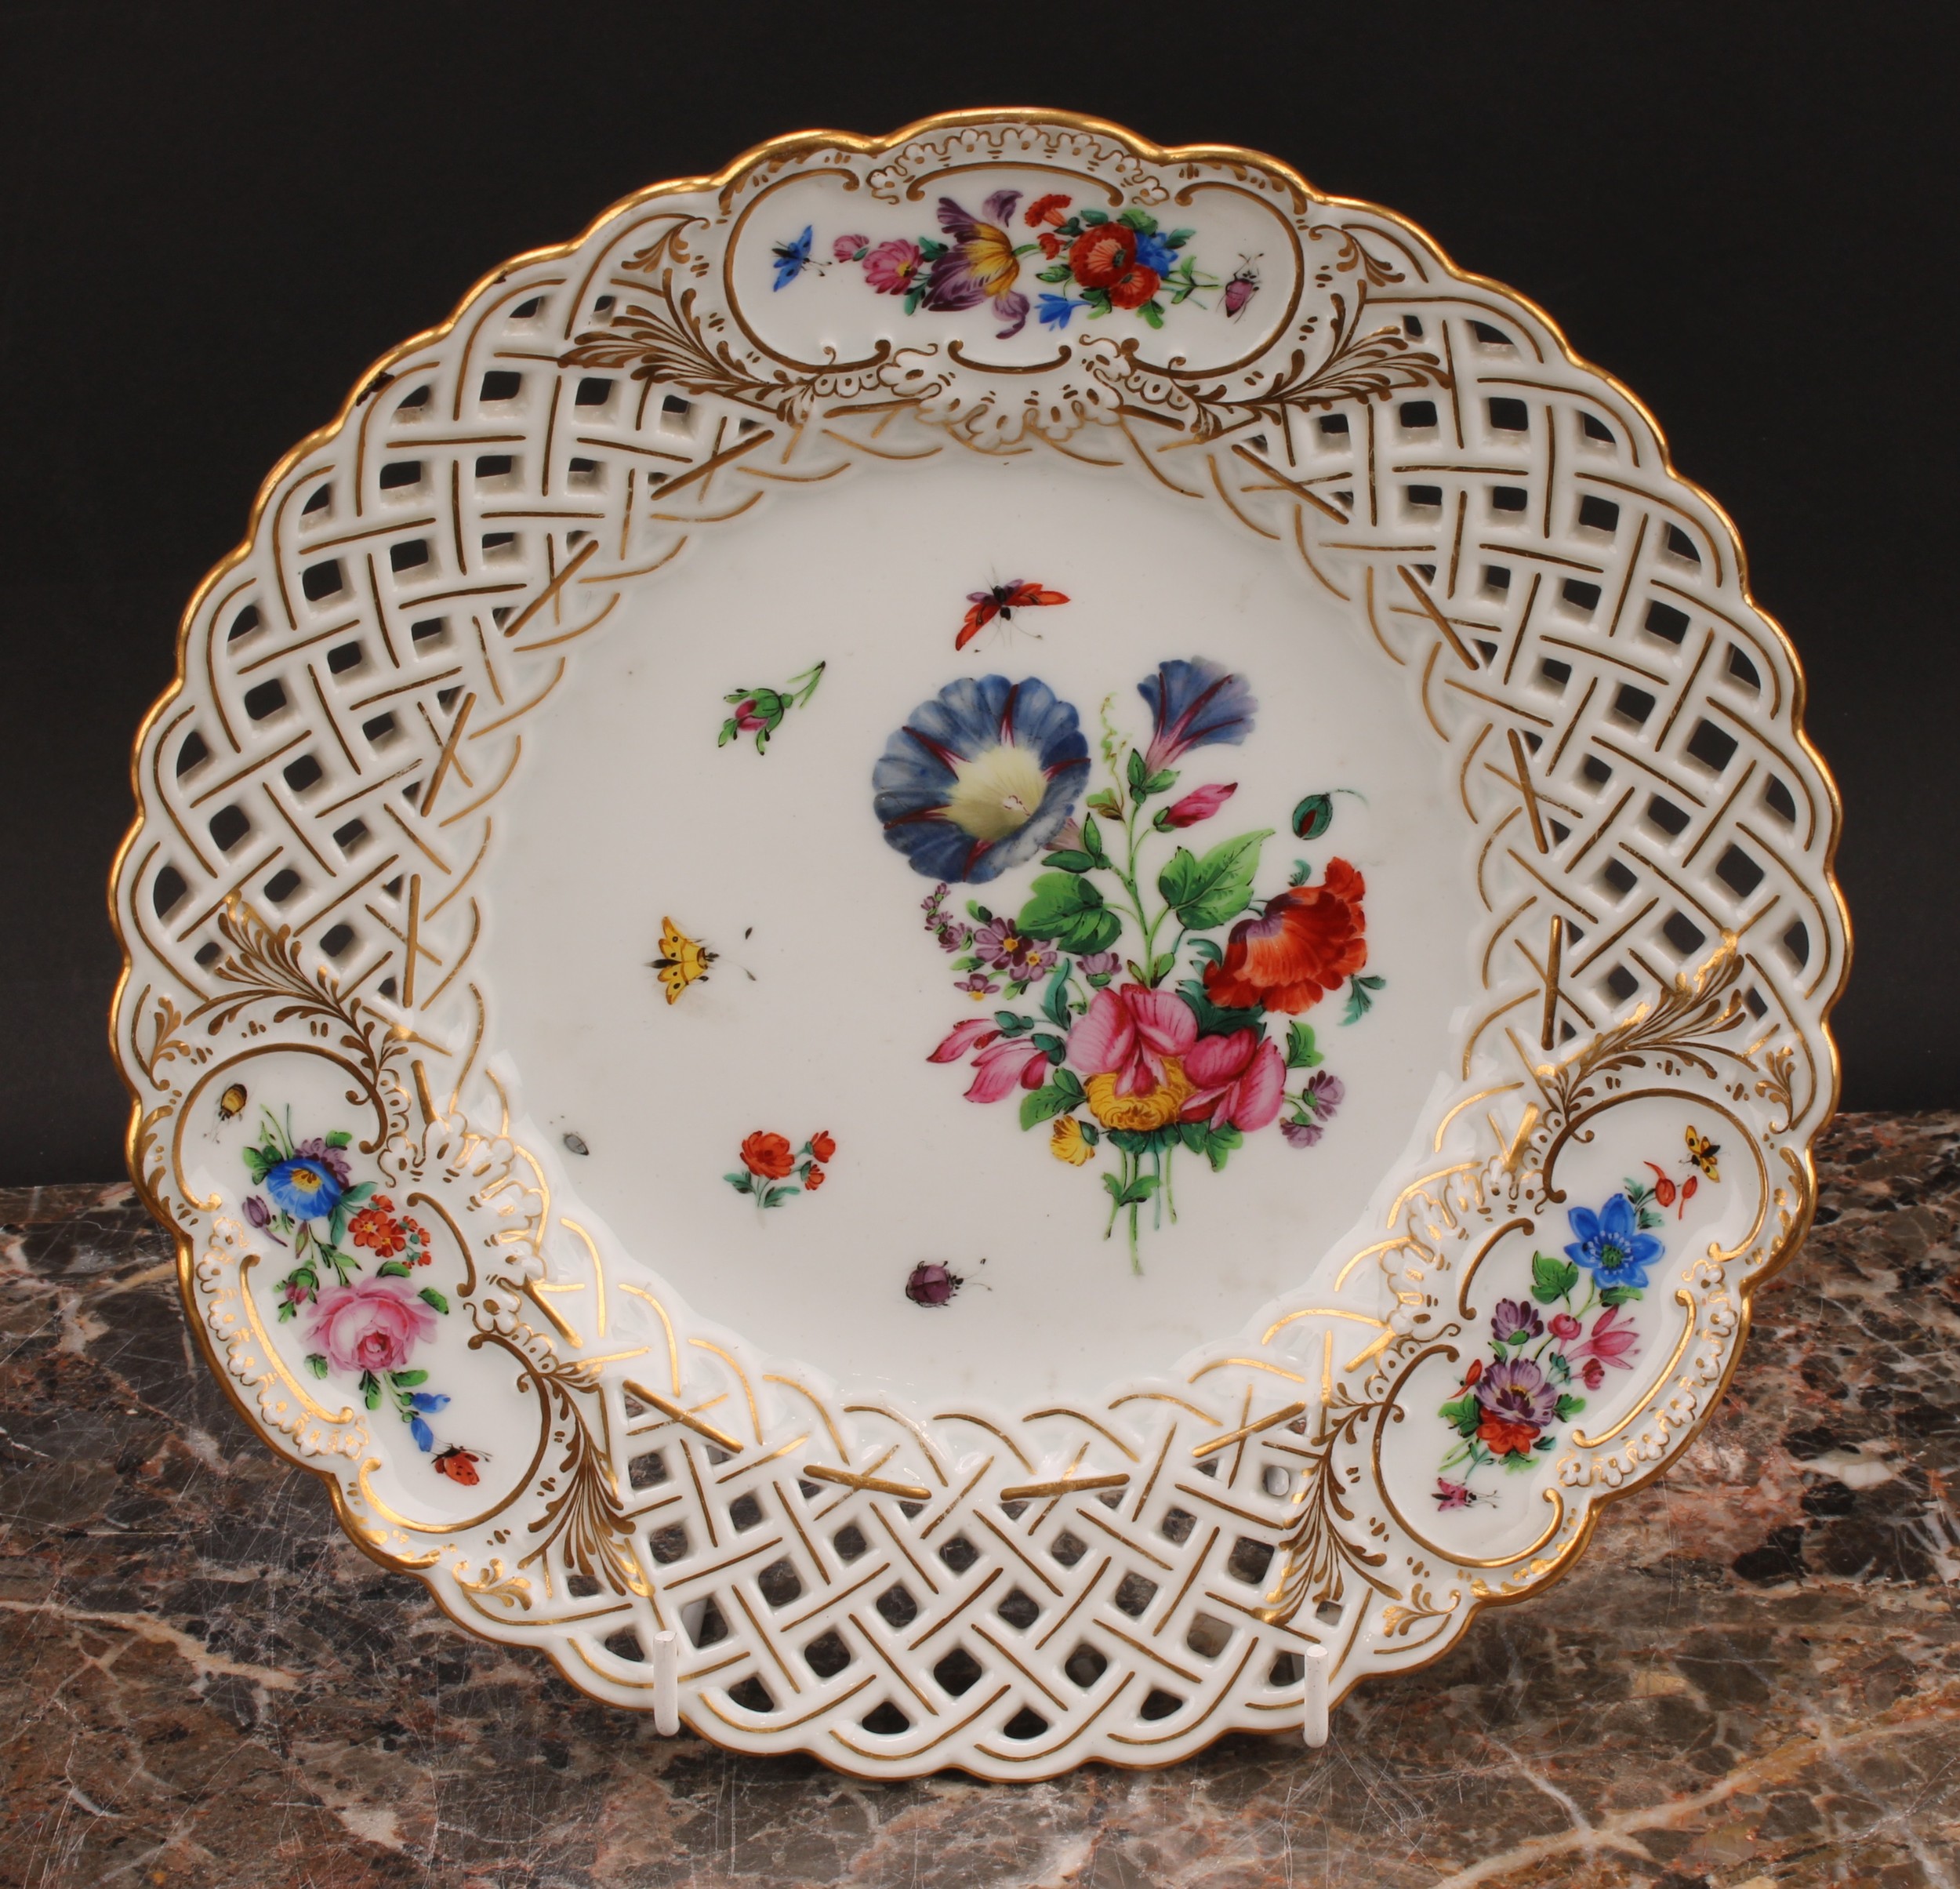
[
  {"left": 956, "top": 580, "right": 1069, "bottom": 651},
  {"left": 650, "top": 917, "right": 716, "bottom": 1004},
  {"left": 1684, "top": 1126, "right": 1721, "bottom": 1182}
]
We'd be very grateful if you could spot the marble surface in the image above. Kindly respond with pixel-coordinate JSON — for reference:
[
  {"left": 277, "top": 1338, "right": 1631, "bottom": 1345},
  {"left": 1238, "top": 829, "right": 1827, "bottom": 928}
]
[{"left": 2, "top": 1113, "right": 1956, "bottom": 1888}]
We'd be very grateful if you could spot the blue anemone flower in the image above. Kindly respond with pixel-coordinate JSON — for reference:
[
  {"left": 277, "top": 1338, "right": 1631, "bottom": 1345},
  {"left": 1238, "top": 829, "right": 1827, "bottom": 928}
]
[
  {"left": 263, "top": 1156, "right": 343, "bottom": 1222},
  {"left": 771, "top": 226, "right": 814, "bottom": 291},
  {"left": 873, "top": 675, "right": 1090, "bottom": 884},
  {"left": 1138, "top": 658, "right": 1258, "bottom": 773},
  {"left": 1037, "top": 292, "right": 1080, "bottom": 329},
  {"left": 1563, "top": 1193, "right": 1663, "bottom": 1291},
  {"left": 1134, "top": 229, "right": 1178, "bottom": 276}
]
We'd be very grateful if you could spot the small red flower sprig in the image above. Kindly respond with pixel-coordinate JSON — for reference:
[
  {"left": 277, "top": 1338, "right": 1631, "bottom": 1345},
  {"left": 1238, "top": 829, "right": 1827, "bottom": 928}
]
[{"left": 726, "top": 1129, "right": 836, "bottom": 1213}]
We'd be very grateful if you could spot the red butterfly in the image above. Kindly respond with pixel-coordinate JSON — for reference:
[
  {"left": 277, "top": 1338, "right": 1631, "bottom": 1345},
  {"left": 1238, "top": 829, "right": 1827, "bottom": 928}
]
[
  {"left": 432, "top": 1445, "right": 482, "bottom": 1485},
  {"left": 956, "top": 579, "right": 1069, "bottom": 650}
]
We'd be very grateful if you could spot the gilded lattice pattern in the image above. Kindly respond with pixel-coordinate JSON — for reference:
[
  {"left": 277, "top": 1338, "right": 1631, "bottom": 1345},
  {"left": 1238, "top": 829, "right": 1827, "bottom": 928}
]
[{"left": 112, "top": 113, "right": 1844, "bottom": 1778}]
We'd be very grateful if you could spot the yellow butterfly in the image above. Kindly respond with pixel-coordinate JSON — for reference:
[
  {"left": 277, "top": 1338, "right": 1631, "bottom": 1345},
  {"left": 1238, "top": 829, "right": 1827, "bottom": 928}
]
[
  {"left": 1684, "top": 1125, "right": 1721, "bottom": 1182},
  {"left": 650, "top": 917, "right": 716, "bottom": 1004}
]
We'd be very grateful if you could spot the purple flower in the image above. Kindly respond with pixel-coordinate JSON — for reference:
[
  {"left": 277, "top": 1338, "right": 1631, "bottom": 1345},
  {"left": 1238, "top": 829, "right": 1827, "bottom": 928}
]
[
  {"left": 1138, "top": 659, "right": 1258, "bottom": 774},
  {"left": 1303, "top": 1071, "right": 1346, "bottom": 1110},
  {"left": 923, "top": 192, "right": 1030, "bottom": 339},
  {"left": 243, "top": 1195, "right": 271, "bottom": 1229},
  {"left": 956, "top": 972, "right": 999, "bottom": 997},
  {"left": 1472, "top": 1356, "right": 1559, "bottom": 1429},
  {"left": 936, "top": 922, "right": 973, "bottom": 953},
  {"left": 1491, "top": 1298, "right": 1544, "bottom": 1344},
  {"left": 972, "top": 915, "right": 1057, "bottom": 979},
  {"left": 1281, "top": 1119, "right": 1323, "bottom": 1148},
  {"left": 1077, "top": 951, "right": 1122, "bottom": 979},
  {"left": 1433, "top": 1478, "right": 1475, "bottom": 1510},
  {"left": 292, "top": 1138, "right": 352, "bottom": 1189}
]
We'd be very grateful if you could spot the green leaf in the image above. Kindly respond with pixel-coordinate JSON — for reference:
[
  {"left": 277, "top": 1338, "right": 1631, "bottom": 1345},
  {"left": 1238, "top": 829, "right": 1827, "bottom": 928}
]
[
  {"left": 993, "top": 1011, "right": 1033, "bottom": 1034},
  {"left": 1020, "top": 1084, "right": 1075, "bottom": 1130},
  {"left": 764, "top": 1186, "right": 799, "bottom": 1206},
  {"left": 918, "top": 238, "right": 949, "bottom": 259},
  {"left": 1079, "top": 207, "right": 1109, "bottom": 225},
  {"left": 1126, "top": 747, "right": 1148, "bottom": 793},
  {"left": 1043, "top": 969, "right": 1073, "bottom": 1029},
  {"left": 1081, "top": 813, "right": 1106, "bottom": 863},
  {"left": 324, "top": 1130, "right": 352, "bottom": 1148},
  {"left": 1030, "top": 1032, "right": 1066, "bottom": 1059},
  {"left": 1143, "top": 768, "right": 1178, "bottom": 795},
  {"left": 724, "top": 1172, "right": 753, "bottom": 1193},
  {"left": 1078, "top": 1120, "right": 1099, "bottom": 1146},
  {"left": 1148, "top": 951, "right": 1178, "bottom": 986},
  {"left": 1167, "top": 227, "right": 1196, "bottom": 245},
  {"left": 304, "top": 1353, "right": 328, "bottom": 1378},
  {"left": 276, "top": 1301, "right": 296, "bottom": 1322},
  {"left": 1157, "top": 830, "right": 1274, "bottom": 929},
  {"left": 1017, "top": 873, "right": 1120, "bottom": 955},
  {"left": 361, "top": 1372, "right": 382, "bottom": 1411},
  {"left": 1042, "top": 849, "right": 1097, "bottom": 874},
  {"left": 1119, "top": 1174, "right": 1161, "bottom": 1207},
  {"left": 390, "top": 1369, "right": 428, "bottom": 1386},
  {"left": 1530, "top": 1252, "right": 1581, "bottom": 1304},
  {"left": 1203, "top": 1124, "right": 1243, "bottom": 1172},
  {"left": 1085, "top": 790, "right": 1122, "bottom": 818},
  {"left": 1036, "top": 262, "right": 1073, "bottom": 283},
  {"left": 1291, "top": 793, "right": 1334, "bottom": 840},
  {"left": 1554, "top": 1394, "right": 1586, "bottom": 1421},
  {"left": 1439, "top": 1393, "right": 1481, "bottom": 1437},
  {"left": 376, "top": 1261, "right": 411, "bottom": 1278},
  {"left": 1533, "top": 1435, "right": 1557, "bottom": 1453},
  {"left": 1189, "top": 937, "right": 1224, "bottom": 968},
  {"left": 902, "top": 288, "right": 924, "bottom": 316},
  {"left": 1102, "top": 1172, "right": 1125, "bottom": 1206},
  {"left": 1505, "top": 1448, "right": 1541, "bottom": 1471},
  {"left": 1599, "top": 1284, "right": 1644, "bottom": 1308},
  {"left": 341, "top": 1182, "right": 376, "bottom": 1208},
  {"left": 1285, "top": 1021, "right": 1323, "bottom": 1069},
  {"left": 1177, "top": 978, "right": 1264, "bottom": 1039},
  {"left": 1341, "top": 975, "right": 1381, "bottom": 1026},
  {"left": 418, "top": 1288, "right": 449, "bottom": 1313},
  {"left": 1138, "top": 301, "right": 1164, "bottom": 329}
]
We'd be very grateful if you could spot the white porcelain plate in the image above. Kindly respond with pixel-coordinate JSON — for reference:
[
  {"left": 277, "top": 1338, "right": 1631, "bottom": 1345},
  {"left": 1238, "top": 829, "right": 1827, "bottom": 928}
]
[{"left": 114, "top": 112, "right": 1846, "bottom": 1778}]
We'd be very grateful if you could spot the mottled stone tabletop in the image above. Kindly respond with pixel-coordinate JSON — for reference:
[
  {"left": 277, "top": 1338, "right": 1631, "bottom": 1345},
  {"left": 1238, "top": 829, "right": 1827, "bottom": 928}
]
[{"left": 3, "top": 1113, "right": 1957, "bottom": 1889}]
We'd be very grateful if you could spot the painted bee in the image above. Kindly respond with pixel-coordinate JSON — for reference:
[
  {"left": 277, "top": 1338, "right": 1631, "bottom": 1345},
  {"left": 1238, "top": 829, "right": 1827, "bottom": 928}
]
[{"left": 218, "top": 1083, "right": 248, "bottom": 1121}]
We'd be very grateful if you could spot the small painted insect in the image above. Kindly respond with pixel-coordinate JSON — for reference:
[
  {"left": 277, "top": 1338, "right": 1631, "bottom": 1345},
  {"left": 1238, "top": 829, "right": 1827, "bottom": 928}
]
[
  {"left": 1222, "top": 255, "right": 1262, "bottom": 319},
  {"left": 217, "top": 1082, "right": 249, "bottom": 1121},
  {"left": 650, "top": 917, "right": 717, "bottom": 1004},
  {"left": 905, "top": 1261, "right": 964, "bottom": 1307},
  {"left": 563, "top": 1132, "right": 590, "bottom": 1157},
  {"left": 432, "top": 1445, "right": 481, "bottom": 1486},
  {"left": 956, "top": 580, "right": 1070, "bottom": 651},
  {"left": 771, "top": 225, "right": 815, "bottom": 291},
  {"left": 1685, "top": 1125, "right": 1722, "bottom": 1182}
]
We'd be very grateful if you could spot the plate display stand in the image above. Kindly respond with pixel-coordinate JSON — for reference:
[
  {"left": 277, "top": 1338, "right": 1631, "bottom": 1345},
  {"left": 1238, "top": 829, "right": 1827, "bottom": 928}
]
[{"left": 112, "top": 111, "right": 1845, "bottom": 1778}]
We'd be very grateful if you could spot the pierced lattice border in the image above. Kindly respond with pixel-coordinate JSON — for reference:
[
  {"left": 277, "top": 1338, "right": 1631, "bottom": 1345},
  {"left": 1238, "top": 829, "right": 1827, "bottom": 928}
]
[{"left": 112, "top": 111, "right": 1846, "bottom": 1778}]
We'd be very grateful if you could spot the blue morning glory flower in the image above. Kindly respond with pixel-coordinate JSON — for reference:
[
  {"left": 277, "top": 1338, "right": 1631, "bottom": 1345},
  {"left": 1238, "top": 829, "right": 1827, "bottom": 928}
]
[
  {"left": 1564, "top": 1193, "right": 1663, "bottom": 1291},
  {"left": 1138, "top": 658, "right": 1259, "bottom": 773},
  {"left": 873, "top": 675, "right": 1091, "bottom": 884},
  {"left": 409, "top": 1413, "right": 434, "bottom": 1451},
  {"left": 771, "top": 226, "right": 814, "bottom": 291},
  {"left": 263, "top": 1155, "right": 344, "bottom": 1222},
  {"left": 1037, "top": 292, "right": 1080, "bottom": 330},
  {"left": 1134, "top": 229, "right": 1178, "bottom": 276},
  {"left": 408, "top": 1392, "right": 450, "bottom": 1413}
]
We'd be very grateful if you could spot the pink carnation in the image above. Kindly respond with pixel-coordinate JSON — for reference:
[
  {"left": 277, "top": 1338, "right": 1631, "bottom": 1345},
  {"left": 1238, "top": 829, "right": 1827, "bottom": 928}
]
[
  {"left": 862, "top": 238, "right": 925, "bottom": 295},
  {"left": 307, "top": 1278, "right": 436, "bottom": 1375}
]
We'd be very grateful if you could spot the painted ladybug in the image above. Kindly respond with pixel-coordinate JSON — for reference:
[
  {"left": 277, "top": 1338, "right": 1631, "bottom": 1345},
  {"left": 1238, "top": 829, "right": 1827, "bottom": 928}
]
[
  {"left": 904, "top": 1262, "right": 963, "bottom": 1308},
  {"left": 432, "top": 1446, "right": 481, "bottom": 1485}
]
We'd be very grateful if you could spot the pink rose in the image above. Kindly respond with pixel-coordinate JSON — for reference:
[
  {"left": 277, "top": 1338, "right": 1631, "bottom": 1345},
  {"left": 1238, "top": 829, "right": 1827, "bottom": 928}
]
[
  {"left": 833, "top": 234, "right": 869, "bottom": 263},
  {"left": 307, "top": 1279, "right": 436, "bottom": 1375},
  {"left": 1156, "top": 783, "right": 1237, "bottom": 830},
  {"left": 1549, "top": 1313, "right": 1582, "bottom": 1340}
]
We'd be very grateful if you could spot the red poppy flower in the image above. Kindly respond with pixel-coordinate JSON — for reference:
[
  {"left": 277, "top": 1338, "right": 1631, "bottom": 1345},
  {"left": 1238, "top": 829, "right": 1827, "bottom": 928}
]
[
  {"left": 1477, "top": 1413, "right": 1541, "bottom": 1458},
  {"left": 1069, "top": 221, "right": 1136, "bottom": 287},
  {"left": 740, "top": 1132, "right": 795, "bottom": 1180},
  {"left": 1203, "top": 859, "right": 1368, "bottom": 1015},
  {"left": 810, "top": 1131, "right": 837, "bottom": 1164}
]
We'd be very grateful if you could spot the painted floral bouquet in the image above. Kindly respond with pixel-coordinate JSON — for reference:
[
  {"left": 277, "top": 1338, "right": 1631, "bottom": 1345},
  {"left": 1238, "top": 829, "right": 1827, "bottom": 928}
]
[
  {"left": 241, "top": 1110, "right": 464, "bottom": 1463},
  {"left": 877, "top": 659, "right": 1383, "bottom": 1268}
]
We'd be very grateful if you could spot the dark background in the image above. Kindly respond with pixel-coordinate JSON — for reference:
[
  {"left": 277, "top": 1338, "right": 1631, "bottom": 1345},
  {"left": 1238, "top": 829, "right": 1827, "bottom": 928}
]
[{"left": 2, "top": 2, "right": 1953, "bottom": 1182}]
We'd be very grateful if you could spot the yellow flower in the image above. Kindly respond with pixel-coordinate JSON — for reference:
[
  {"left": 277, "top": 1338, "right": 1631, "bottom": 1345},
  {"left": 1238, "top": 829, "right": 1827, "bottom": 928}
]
[
  {"left": 1050, "top": 1117, "right": 1095, "bottom": 1166},
  {"left": 1083, "top": 1058, "right": 1193, "bottom": 1132}
]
